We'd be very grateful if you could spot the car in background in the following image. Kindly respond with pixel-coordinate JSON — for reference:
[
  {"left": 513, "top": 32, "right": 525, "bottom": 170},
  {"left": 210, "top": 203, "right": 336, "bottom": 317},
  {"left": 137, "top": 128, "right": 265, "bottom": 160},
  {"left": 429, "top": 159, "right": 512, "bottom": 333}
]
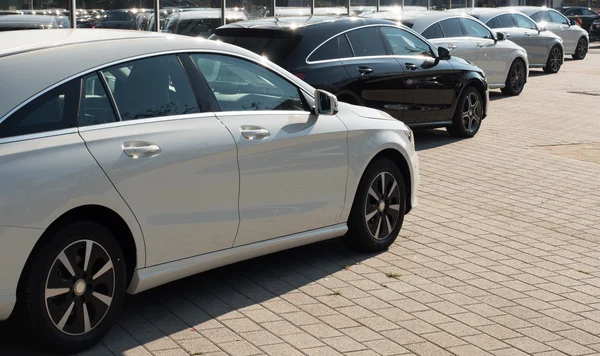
[
  {"left": 560, "top": 6, "right": 600, "bottom": 33},
  {"left": 163, "top": 8, "right": 248, "bottom": 37},
  {"left": 211, "top": 16, "right": 488, "bottom": 138},
  {"left": 0, "top": 14, "right": 62, "bottom": 31},
  {"left": 591, "top": 18, "right": 600, "bottom": 41},
  {"left": 365, "top": 10, "right": 529, "bottom": 95},
  {"left": 507, "top": 6, "right": 589, "bottom": 59},
  {"left": 0, "top": 28, "right": 418, "bottom": 353},
  {"left": 450, "top": 8, "right": 564, "bottom": 73},
  {"left": 95, "top": 9, "right": 152, "bottom": 30}
]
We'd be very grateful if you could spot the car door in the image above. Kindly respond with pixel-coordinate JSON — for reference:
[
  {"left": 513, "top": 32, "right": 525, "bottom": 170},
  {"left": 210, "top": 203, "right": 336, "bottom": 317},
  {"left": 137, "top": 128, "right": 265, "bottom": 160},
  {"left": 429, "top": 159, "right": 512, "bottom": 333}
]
[
  {"left": 340, "top": 26, "right": 407, "bottom": 121},
  {"left": 511, "top": 13, "right": 547, "bottom": 65},
  {"left": 460, "top": 18, "right": 507, "bottom": 86},
  {"left": 434, "top": 18, "right": 478, "bottom": 61},
  {"left": 548, "top": 9, "right": 582, "bottom": 52},
  {"left": 188, "top": 53, "right": 348, "bottom": 247},
  {"left": 78, "top": 55, "right": 240, "bottom": 267},
  {"left": 379, "top": 25, "right": 459, "bottom": 125}
]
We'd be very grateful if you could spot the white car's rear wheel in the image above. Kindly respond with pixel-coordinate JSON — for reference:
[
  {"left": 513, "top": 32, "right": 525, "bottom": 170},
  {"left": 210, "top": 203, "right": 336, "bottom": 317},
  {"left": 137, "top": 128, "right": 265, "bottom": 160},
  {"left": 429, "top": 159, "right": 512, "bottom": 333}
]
[
  {"left": 572, "top": 37, "right": 588, "bottom": 60},
  {"left": 17, "top": 221, "right": 126, "bottom": 353},
  {"left": 544, "top": 45, "right": 563, "bottom": 73},
  {"left": 501, "top": 59, "right": 526, "bottom": 96}
]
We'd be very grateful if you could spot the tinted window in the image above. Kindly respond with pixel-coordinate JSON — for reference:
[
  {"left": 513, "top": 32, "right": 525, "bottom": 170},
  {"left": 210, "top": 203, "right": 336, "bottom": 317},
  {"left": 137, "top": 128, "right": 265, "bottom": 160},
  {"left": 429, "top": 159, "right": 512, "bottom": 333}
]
[
  {"left": 496, "top": 14, "right": 516, "bottom": 28},
  {"left": 168, "top": 18, "right": 222, "bottom": 37},
  {"left": 486, "top": 17, "right": 500, "bottom": 29},
  {"left": 346, "top": 27, "right": 387, "bottom": 57},
  {"left": 78, "top": 73, "right": 118, "bottom": 127},
  {"left": 513, "top": 14, "right": 538, "bottom": 30},
  {"left": 101, "top": 55, "right": 200, "bottom": 121},
  {"left": 549, "top": 10, "right": 569, "bottom": 24},
  {"left": 209, "top": 34, "right": 301, "bottom": 64},
  {"left": 461, "top": 18, "right": 493, "bottom": 38},
  {"left": 530, "top": 11, "right": 548, "bottom": 22},
  {"left": 0, "top": 79, "right": 80, "bottom": 139},
  {"left": 309, "top": 34, "right": 353, "bottom": 61},
  {"left": 380, "top": 26, "right": 432, "bottom": 56},
  {"left": 422, "top": 23, "right": 444, "bottom": 39},
  {"left": 439, "top": 18, "right": 464, "bottom": 37},
  {"left": 400, "top": 21, "right": 414, "bottom": 28},
  {"left": 191, "top": 54, "right": 306, "bottom": 112},
  {"left": 582, "top": 9, "right": 598, "bottom": 15}
]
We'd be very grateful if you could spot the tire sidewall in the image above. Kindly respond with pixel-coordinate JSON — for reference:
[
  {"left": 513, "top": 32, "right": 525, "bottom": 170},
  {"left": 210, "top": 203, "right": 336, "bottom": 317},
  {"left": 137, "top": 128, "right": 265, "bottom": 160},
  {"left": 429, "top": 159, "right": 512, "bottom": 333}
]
[
  {"left": 503, "top": 59, "right": 525, "bottom": 96},
  {"left": 451, "top": 86, "right": 482, "bottom": 138}
]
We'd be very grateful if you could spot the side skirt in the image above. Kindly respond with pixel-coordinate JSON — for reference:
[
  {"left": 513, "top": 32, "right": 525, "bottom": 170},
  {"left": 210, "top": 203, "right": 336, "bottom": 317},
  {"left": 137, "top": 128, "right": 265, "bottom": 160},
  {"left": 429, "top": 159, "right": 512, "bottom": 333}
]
[{"left": 128, "top": 224, "right": 348, "bottom": 294}]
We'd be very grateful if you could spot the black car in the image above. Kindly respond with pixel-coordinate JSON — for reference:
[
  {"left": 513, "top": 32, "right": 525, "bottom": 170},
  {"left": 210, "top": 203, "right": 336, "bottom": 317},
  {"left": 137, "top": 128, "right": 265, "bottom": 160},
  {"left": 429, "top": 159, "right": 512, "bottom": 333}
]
[
  {"left": 591, "top": 18, "right": 600, "bottom": 41},
  {"left": 561, "top": 6, "right": 600, "bottom": 33},
  {"left": 210, "top": 16, "right": 488, "bottom": 137}
]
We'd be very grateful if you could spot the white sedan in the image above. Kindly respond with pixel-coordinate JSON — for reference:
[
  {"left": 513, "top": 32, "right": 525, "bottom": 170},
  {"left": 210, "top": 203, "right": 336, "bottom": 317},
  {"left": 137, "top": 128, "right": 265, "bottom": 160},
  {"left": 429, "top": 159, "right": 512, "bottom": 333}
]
[{"left": 0, "top": 29, "right": 418, "bottom": 352}]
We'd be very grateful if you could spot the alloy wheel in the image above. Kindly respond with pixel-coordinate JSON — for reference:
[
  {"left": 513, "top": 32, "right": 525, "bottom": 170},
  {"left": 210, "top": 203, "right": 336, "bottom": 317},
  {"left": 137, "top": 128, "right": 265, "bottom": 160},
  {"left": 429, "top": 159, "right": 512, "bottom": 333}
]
[
  {"left": 509, "top": 61, "right": 526, "bottom": 93},
  {"left": 577, "top": 38, "right": 588, "bottom": 59},
  {"left": 461, "top": 92, "right": 482, "bottom": 134},
  {"left": 550, "top": 47, "right": 562, "bottom": 72},
  {"left": 365, "top": 172, "right": 401, "bottom": 240},
  {"left": 45, "top": 240, "right": 115, "bottom": 336}
]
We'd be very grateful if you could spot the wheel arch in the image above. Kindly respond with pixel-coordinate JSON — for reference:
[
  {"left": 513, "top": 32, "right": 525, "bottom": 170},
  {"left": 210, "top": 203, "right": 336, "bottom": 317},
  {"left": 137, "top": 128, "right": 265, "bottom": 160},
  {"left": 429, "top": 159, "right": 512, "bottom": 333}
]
[
  {"left": 369, "top": 148, "right": 414, "bottom": 214},
  {"left": 460, "top": 76, "right": 488, "bottom": 118}
]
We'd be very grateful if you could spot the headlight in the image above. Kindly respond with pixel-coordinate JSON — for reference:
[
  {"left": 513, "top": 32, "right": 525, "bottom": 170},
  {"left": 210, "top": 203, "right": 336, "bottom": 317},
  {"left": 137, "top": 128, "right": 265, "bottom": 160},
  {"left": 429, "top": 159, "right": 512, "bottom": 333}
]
[{"left": 404, "top": 127, "right": 413, "bottom": 143}]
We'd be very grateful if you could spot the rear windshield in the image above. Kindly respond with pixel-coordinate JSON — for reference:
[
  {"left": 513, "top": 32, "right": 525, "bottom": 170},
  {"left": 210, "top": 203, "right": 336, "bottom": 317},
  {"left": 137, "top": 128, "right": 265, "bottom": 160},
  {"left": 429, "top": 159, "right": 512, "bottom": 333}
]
[
  {"left": 211, "top": 31, "right": 302, "bottom": 64},
  {"left": 400, "top": 21, "right": 413, "bottom": 28}
]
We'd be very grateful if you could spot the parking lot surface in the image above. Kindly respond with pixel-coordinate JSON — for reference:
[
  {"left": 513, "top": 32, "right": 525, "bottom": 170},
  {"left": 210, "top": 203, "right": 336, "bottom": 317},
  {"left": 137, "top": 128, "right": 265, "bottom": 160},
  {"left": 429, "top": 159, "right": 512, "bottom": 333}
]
[{"left": 2, "top": 44, "right": 600, "bottom": 356}]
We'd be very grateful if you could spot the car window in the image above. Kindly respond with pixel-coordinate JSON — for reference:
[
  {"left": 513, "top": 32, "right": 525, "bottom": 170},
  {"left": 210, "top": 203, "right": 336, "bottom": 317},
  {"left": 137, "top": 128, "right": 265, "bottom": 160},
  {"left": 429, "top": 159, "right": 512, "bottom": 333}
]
[
  {"left": 549, "top": 10, "right": 569, "bottom": 24},
  {"left": 582, "top": 8, "right": 597, "bottom": 15},
  {"left": 309, "top": 34, "right": 353, "bottom": 61},
  {"left": 78, "top": 73, "right": 118, "bottom": 127},
  {"left": 530, "top": 11, "right": 549, "bottom": 22},
  {"left": 495, "top": 14, "right": 516, "bottom": 28},
  {"left": 0, "top": 78, "right": 80, "bottom": 139},
  {"left": 461, "top": 18, "right": 493, "bottom": 39},
  {"left": 100, "top": 55, "right": 200, "bottom": 121},
  {"left": 421, "top": 23, "right": 444, "bottom": 39},
  {"left": 513, "top": 14, "right": 538, "bottom": 30},
  {"left": 439, "top": 18, "right": 464, "bottom": 37},
  {"left": 346, "top": 27, "right": 387, "bottom": 57},
  {"left": 191, "top": 54, "right": 306, "bottom": 112},
  {"left": 565, "top": 9, "right": 580, "bottom": 15},
  {"left": 380, "top": 26, "right": 432, "bottom": 56}
]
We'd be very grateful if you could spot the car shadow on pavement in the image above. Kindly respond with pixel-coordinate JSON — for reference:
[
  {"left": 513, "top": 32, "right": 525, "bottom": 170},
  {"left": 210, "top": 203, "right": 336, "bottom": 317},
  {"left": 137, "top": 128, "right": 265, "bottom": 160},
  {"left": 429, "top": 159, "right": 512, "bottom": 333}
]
[
  {"left": 414, "top": 128, "right": 462, "bottom": 151},
  {"left": 0, "top": 238, "right": 382, "bottom": 356}
]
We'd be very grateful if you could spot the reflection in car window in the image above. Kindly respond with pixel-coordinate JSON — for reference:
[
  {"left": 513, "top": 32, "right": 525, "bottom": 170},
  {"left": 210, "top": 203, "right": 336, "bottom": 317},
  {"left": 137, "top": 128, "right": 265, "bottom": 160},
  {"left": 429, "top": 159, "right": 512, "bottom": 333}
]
[
  {"left": 346, "top": 27, "right": 387, "bottom": 57},
  {"left": 513, "top": 14, "right": 538, "bottom": 30},
  {"left": 78, "top": 73, "right": 118, "bottom": 127},
  {"left": 309, "top": 34, "right": 353, "bottom": 61},
  {"left": 380, "top": 26, "right": 431, "bottom": 56},
  {"left": 191, "top": 54, "right": 306, "bottom": 112},
  {"left": 0, "top": 78, "right": 80, "bottom": 139},
  {"left": 549, "top": 10, "right": 569, "bottom": 24},
  {"left": 101, "top": 55, "right": 200, "bottom": 121},
  {"left": 461, "top": 18, "right": 493, "bottom": 39},
  {"left": 494, "top": 14, "right": 516, "bottom": 28},
  {"left": 422, "top": 23, "right": 444, "bottom": 39},
  {"left": 530, "top": 11, "right": 549, "bottom": 22},
  {"left": 439, "top": 18, "right": 464, "bottom": 38}
]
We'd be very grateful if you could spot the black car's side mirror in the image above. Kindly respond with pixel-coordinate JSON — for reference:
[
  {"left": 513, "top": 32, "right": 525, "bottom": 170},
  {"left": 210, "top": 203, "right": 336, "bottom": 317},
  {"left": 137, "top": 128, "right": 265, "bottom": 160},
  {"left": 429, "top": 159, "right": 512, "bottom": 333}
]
[
  {"left": 495, "top": 32, "right": 506, "bottom": 41},
  {"left": 437, "top": 46, "right": 451, "bottom": 60}
]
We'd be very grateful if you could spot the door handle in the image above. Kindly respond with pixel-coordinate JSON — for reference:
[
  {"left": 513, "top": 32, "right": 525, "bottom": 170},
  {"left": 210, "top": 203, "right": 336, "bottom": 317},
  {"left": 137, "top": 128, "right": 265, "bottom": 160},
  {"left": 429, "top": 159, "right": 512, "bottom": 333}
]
[
  {"left": 524, "top": 32, "right": 531, "bottom": 36},
  {"left": 447, "top": 44, "right": 457, "bottom": 49},
  {"left": 241, "top": 126, "right": 270, "bottom": 140},
  {"left": 122, "top": 141, "right": 161, "bottom": 158},
  {"left": 475, "top": 42, "right": 485, "bottom": 48},
  {"left": 405, "top": 63, "right": 418, "bottom": 70},
  {"left": 358, "top": 66, "right": 373, "bottom": 75}
]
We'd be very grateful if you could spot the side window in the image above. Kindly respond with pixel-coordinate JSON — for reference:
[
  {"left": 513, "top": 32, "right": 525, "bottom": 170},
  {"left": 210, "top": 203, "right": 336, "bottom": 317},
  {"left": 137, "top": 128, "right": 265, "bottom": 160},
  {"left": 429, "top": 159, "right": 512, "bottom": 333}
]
[
  {"left": 496, "top": 14, "right": 516, "bottom": 28},
  {"left": 78, "top": 73, "right": 118, "bottom": 127},
  {"left": 380, "top": 26, "right": 432, "bottom": 56},
  {"left": 0, "top": 78, "right": 80, "bottom": 139},
  {"left": 549, "top": 10, "right": 569, "bottom": 24},
  {"left": 530, "top": 12, "right": 548, "bottom": 22},
  {"left": 190, "top": 54, "right": 306, "bottom": 112},
  {"left": 461, "top": 18, "right": 493, "bottom": 39},
  {"left": 513, "top": 14, "right": 538, "bottom": 30},
  {"left": 100, "top": 55, "right": 200, "bottom": 121},
  {"left": 486, "top": 17, "right": 500, "bottom": 29},
  {"left": 346, "top": 27, "right": 387, "bottom": 57},
  {"left": 439, "top": 18, "right": 465, "bottom": 38},
  {"left": 309, "top": 34, "right": 353, "bottom": 61},
  {"left": 582, "top": 9, "right": 598, "bottom": 15},
  {"left": 422, "top": 23, "right": 444, "bottom": 39}
]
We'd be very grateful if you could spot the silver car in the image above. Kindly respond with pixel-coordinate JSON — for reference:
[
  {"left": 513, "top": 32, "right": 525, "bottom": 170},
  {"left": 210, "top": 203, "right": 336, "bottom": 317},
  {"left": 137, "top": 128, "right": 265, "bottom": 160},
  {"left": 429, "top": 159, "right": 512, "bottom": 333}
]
[
  {"left": 450, "top": 8, "right": 565, "bottom": 73},
  {"left": 506, "top": 6, "right": 589, "bottom": 60},
  {"left": 0, "top": 29, "right": 418, "bottom": 352}
]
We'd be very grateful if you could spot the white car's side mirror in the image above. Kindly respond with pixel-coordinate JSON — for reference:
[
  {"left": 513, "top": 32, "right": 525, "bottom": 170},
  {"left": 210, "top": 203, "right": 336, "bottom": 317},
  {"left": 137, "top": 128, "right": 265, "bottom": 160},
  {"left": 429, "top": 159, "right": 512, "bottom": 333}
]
[{"left": 314, "top": 89, "right": 339, "bottom": 115}]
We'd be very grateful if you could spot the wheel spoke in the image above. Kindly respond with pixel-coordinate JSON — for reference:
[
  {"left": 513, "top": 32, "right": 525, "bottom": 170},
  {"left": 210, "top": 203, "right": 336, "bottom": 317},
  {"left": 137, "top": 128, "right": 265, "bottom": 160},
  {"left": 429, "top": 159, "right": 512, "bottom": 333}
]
[
  {"left": 388, "top": 179, "right": 397, "bottom": 198},
  {"left": 373, "top": 215, "right": 382, "bottom": 239},
  {"left": 83, "top": 303, "right": 92, "bottom": 333},
  {"left": 366, "top": 209, "right": 378, "bottom": 221},
  {"left": 468, "top": 116, "right": 473, "bottom": 132},
  {"left": 92, "top": 291, "right": 112, "bottom": 306},
  {"left": 46, "top": 288, "right": 70, "bottom": 299},
  {"left": 380, "top": 173, "right": 385, "bottom": 197},
  {"left": 83, "top": 241, "right": 93, "bottom": 273},
  {"left": 56, "top": 301, "right": 75, "bottom": 331},
  {"left": 92, "top": 260, "right": 113, "bottom": 280},
  {"left": 385, "top": 215, "right": 393, "bottom": 235},
  {"left": 368, "top": 187, "right": 379, "bottom": 200},
  {"left": 389, "top": 204, "right": 400, "bottom": 211},
  {"left": 57, "top": 251, "right": 76, "bottom": 277}
]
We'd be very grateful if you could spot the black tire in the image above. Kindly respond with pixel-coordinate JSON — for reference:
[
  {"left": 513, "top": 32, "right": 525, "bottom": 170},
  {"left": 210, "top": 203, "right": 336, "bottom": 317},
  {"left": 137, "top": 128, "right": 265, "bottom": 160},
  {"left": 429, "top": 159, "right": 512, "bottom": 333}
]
[
  {"left": 543, "top": 45, "right": 563, "bottom": 73},
  {"left": 501, "top": 59, "right": 526, "bottom": 96},
  {"left": 343, "top": 158, "right": 406, "bottom": 252},
  {"left": 447, "top": 86, "right": 483, "bottom": 138},
  {"left": 572, "top": 37, "right": 588, "bottom": 60},
  {"left": 16, "top": 221, "right": 126, "bottom": 353}
]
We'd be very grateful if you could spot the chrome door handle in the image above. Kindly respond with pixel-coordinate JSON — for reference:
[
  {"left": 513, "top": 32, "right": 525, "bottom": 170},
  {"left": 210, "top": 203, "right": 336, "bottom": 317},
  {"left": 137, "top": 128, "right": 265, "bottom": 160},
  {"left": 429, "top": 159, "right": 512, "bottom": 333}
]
[
  {"left": 122, "top": 142, "right": 161, "bottom": 158},
  {"left": 241, "top": 126, "right": 270, "bottom": 140},
  {"left": 524, "top": 32, "right": 531, "bottom": 36},
  {"left": 358, "top": 66, "right": 373, "bottom": 75},
  {"left": 405, "top": 63, "right": 418, "bottom": 70},
  {"left": 476, "top": 42, "right": 485, "bottom": 48},
  {"left": 447, "top": 44, "right": 457, "bottom": 49}
]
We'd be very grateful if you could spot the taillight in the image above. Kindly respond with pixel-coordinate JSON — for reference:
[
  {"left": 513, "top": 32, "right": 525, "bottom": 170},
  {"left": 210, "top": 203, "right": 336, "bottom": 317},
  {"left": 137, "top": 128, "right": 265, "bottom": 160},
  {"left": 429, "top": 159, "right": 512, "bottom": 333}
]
[{"left": 294, "top": 72, "right": 306, "bottom": 81}]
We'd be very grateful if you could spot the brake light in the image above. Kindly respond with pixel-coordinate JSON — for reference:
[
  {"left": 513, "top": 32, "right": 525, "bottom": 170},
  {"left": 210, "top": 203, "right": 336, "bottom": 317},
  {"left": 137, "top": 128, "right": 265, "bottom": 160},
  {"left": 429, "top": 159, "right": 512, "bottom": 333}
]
[{"left": 294, "top": 72, "right": 306, "bottom": 81}]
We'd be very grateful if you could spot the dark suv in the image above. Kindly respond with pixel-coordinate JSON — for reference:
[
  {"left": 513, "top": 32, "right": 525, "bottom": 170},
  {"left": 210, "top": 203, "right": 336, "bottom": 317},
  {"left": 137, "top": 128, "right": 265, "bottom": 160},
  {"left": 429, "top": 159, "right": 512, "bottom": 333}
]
[{"left": 210, "top": 16, "right": 488, "bottom": 137}]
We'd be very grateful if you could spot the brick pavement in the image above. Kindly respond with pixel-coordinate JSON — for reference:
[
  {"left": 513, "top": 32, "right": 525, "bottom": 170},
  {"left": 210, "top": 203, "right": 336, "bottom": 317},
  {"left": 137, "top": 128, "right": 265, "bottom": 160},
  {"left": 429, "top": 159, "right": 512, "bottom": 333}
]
[{"left": 1, "top": 44, "right": 600, "bottom": 356}]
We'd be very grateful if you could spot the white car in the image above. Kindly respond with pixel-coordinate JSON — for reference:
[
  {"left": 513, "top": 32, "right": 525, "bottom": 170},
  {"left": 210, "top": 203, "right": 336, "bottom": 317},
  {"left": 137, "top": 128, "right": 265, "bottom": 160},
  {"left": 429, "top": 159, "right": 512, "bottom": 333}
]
[
  {"left": 365, "top": 10, "right": 529, "bottom": 96},
  {"left": 0, "top": 29, "right": 418, "bottom": 352},
  {"left": 507, "top": 6, "right": 589, "bottom": 60}
]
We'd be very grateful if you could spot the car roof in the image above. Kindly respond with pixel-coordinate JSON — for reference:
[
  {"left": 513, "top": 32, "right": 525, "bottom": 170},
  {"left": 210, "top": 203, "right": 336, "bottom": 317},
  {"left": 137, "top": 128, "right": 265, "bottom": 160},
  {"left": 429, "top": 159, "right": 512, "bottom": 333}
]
[
  {"left": 215, "top": 15, "right": 388, "bottom": 32},
  {"left": 0, "top": 29, "right": 282, "bottom": 119},
  {"left": 0, "top": 14, "right": 57, "bottom": 23},
  {"left": 448, "top": 7, "right": 526, "bottom": 22},
  {"left": 503, "top": 6, "right": 560, "bottom": 15},
  {"left": 171, "top": 8, "right": 248, "bottom": 20},
  {"left": 364, "top": 9, "right": 471, "bottom": 31}
]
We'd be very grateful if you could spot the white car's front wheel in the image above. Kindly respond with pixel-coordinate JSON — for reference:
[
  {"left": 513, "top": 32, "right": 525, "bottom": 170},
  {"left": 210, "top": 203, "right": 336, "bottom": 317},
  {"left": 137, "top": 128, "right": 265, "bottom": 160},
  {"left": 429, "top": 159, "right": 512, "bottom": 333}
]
[{"left": 16, "top": 222, "right": 126, "bottom": 353}]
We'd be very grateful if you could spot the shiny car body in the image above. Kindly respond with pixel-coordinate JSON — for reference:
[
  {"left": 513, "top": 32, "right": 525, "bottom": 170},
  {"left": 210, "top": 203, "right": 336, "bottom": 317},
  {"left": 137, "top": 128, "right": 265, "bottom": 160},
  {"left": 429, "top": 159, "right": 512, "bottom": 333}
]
[
  {"left": 366, "top": 10, "right": 529, "bottom": 93},
  {"left": 163, "top": 8, "right": 248, "bottom": 37},
  {"left": 0, "top": 29, "right": 418, "bottom": 352},
  {"left": 211, "top": 16, "right": 488, "bottom": 133},
  {"left": 591, "top": 18, "right": 600, "bottom": 41}
]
